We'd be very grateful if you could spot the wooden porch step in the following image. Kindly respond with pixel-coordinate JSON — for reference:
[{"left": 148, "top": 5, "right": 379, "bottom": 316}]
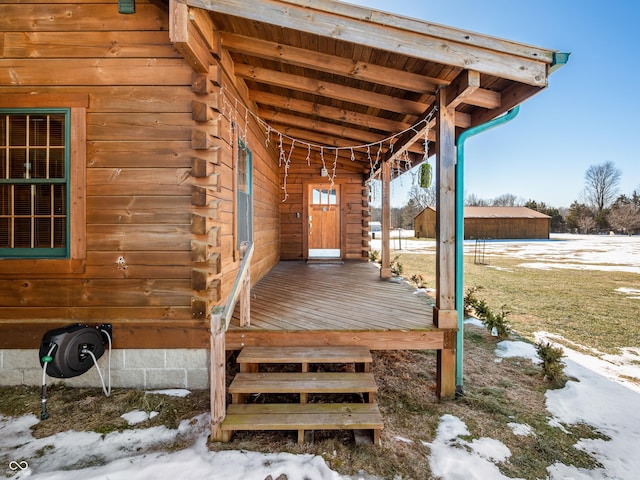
[
  {"left": 237, "top": 345, "right": 373, "bottom": 365},
  {"left": 222, "top": 402, "right": 383, "bottom": 444},
  {"left": 229, "top": 371, "right": 377, "bottom": 396}
]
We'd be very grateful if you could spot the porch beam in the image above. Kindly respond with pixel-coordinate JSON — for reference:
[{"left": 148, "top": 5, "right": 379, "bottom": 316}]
[
  {"left": 234, "top": 63, "right": 427, "bottom": 116},
  {"left": 283, "top": 145, "right": 367, "bottom": 173},
  {"left": 226, "top": 329, "right": 447, "bottom": 350},
  {"left": 221, "top": 32, "right": 444, "bottom": 94},
  {"left": 169, "top": 0, "right": 214, "bottom": 73},
  {"left": 380, "top": 160, "right": 391, "bottom": 279},
  {"left": 446, "top": 70, "right": 480, "bottom": 110},
  {"left": 445, "top": 69, "right": 502, "bottom": 111},
  {"left": 470, "top": 82, "right": 542, "bottom": 128},
  {"left": 186, "top": 0, "right": 550, "bottom": 86}
]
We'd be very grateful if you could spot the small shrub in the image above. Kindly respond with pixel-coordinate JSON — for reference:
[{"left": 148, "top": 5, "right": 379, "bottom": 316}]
[
  {"left": 464, "top": 286, "right": 512, "bottom": 338},
  {"left": 369, "top": 250, "right": 380, "bottom": 262},
  {"left": 464, "top": 286, "right": 484, "bottom": 315},
  {"left": 483, "top": 305, "right": 512, "bottom": 338},
  {"left": 410, "top": 274, "right": 427, "bottom": 288},
  {"left": 536, "top": 341, "right": 566, "bottom": 387},
  {"left": 390, "top": 255, "right": 403, "bottom": 276}
]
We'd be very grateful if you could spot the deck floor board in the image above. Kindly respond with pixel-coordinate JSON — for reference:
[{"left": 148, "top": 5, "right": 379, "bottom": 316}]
[{"left": 230, "top": 261, "right": 434, "bottom": 334}]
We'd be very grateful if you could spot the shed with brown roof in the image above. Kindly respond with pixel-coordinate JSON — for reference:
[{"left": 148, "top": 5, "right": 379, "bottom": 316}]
[{"left": 415, "top": 206, "right": 550, "bottom": 239}]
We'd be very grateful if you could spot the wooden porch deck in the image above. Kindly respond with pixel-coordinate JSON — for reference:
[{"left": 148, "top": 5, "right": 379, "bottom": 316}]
[{"left": 227, "top": 261, "right": 452, "bottom": 351}]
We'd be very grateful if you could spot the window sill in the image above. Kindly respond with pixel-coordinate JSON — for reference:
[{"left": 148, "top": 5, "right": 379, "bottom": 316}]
[{"left": 0, "top": 258, "right": 86, "bottom": 276}]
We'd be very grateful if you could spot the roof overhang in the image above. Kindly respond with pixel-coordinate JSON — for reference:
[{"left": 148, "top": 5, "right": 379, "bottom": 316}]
[{"left": 174, "top": 0, "right": 565, "bottom": 175}]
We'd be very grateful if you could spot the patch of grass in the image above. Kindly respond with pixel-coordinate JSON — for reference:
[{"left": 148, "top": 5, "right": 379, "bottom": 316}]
[
  {"left": 0, "top": 385, "right": 209, "bottom": 439},
  {"left": 460, "top": 386, "right": 515, "bottom": 417},
  {"left": 397, "top": 253, "right": 640, "bottom": 353}
]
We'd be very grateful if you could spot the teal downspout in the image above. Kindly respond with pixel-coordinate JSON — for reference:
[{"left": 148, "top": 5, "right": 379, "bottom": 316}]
[{"left": 455, "top": 106, "right": 520, "bottom": 393}]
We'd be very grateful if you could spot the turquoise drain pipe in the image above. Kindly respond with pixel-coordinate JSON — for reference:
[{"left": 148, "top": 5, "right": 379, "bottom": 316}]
[{"left": 455, "top": 105, "right": 520, "bottom": 393}]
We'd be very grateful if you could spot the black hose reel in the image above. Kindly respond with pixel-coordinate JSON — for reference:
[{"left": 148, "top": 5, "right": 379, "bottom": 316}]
[{"left": 38, "top": 323, "right": 112, "bottom": 419}]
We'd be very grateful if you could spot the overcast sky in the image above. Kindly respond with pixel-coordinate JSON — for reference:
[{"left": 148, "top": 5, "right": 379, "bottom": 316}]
[{"left": 349, "top": 0, "right": 639, "bottom": 208}]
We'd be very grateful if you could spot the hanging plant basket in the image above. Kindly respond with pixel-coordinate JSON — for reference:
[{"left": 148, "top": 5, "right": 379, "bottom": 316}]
[{"left": 419, "top": 163, "right": 432, "bottom": 188}]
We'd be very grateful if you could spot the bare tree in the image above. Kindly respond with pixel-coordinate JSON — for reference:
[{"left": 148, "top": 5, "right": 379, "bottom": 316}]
[
  {"left": 567, "top": 201, "right": 595, "bottom": 233},
  {"left": 466, "top": 193, "right": 489, "bottom": 206},
  {"left": 609, "top": 201, "right": 640, "bottom": 234},
  {"left": 407, "top": 183, "right": 435, "bottom": 210},
  {"left": 576, "top": 211, "right": 596, "bottom": 234},
  {"left": 492, "top": 193, "right": 521, "bottom": 207},
  {"left": 583, "top": 162, "right": 621, "bottom": 224}
]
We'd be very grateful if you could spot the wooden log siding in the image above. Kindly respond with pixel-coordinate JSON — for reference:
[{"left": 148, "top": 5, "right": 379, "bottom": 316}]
[
  {"left": 0, "top": 1, "right": 209, "bottom": 348},
  {"left": 0, "top": 0, "right": 281, "bottom": 348},
  {"left": 190, "top": 68, "right": 225, "bottom": 319}
]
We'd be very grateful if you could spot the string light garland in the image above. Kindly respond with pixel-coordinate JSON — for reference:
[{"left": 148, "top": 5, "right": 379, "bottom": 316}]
[{"left": 216, "top": 87, "right": 437, "bottom": 202}]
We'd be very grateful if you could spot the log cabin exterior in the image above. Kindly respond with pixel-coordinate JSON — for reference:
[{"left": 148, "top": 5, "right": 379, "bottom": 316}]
[{"left": 0, "top": 0, "right": 565, "bottom": 441}]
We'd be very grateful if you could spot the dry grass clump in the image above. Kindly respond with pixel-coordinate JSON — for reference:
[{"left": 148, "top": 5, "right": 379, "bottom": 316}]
[{"left": 0, "top": 385, "right": 209, "bottom": 439}]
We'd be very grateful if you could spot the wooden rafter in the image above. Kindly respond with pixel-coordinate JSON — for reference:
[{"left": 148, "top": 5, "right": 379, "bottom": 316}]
[
  {"left": 234, "top": 64, "right": 427, "bottom": 115},
  {"left": 251, "top": 91, "right": 412, "bottom": 133},
  {"left": 259, "top": 109, "right": 430, "bottom": 153},
  {"left": 282, "top": 146, "right": 370, "bottom": 172},
  {"left": 220, "top": 31, "right": 445, "bottom": 94},
  {"left": 252, "top": 91, "right": 471, "bottom": 133},
  {"left": 381, "top": 109, "right": 435, "bottom": 165}
]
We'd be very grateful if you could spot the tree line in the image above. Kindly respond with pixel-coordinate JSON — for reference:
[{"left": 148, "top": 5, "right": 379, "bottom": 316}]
[{"left": 372, "top": 161, "right": 640, "bottom": 234}]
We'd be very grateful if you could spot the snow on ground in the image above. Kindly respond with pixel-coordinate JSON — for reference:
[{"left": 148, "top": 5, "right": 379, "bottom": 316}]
[
  {"left": 535, "top": 332, "right": 640, "bottom": 395},
  {"left": 3, "top": 339, "right": 640, "bottom": 479},
  {"left": 507, "top": 423, "right": 534, "bottom": 437},
  {"left": 544, "top": 357, "right": 640, "bottom": 480},
  {"left": 120, "top": 410, "right": 159, "bottom": 426},
  {"left": 146, "top": 389, "right": 192, "bottom": 398},
  {"left": 0, "top": 413, "right": 348, "bottom": 480},
  {"left": 495, "top": 340, "right": 538, "bottom": 363},
  {"left": 615, "top": 287, "right": 640, "bottom": 300},
  {"left": 423, "top": 414, "right": 520, "bottom": 480},
  {"left": 371, "top": 233, "right": 640, "bottom": 274}
]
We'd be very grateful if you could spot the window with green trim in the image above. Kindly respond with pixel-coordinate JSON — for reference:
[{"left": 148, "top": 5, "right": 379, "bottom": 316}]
[
  {"left": 237, "top": 140, "right": 253, "bottom": 248},
  {"left": 0, "top": 109, "right": 70, "bottom": 258}
]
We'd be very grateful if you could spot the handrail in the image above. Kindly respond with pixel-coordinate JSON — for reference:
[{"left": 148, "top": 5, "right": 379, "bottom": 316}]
[
  {"left": 210, "top": 240, "right": 253, "bottom": 442},
  {"left": 211, "top": 241, "right": 254, "bottom": 331}
]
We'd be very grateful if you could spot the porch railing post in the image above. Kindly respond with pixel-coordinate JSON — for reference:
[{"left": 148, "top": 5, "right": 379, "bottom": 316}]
[
  {"left": 239, "top": 263, "right": 251, "bottom": 327},
  {"left": 380, "top": 160, "right": 392, "bottom": 278},
  {"left": 210, "top": 312, "right": 227, "bottom": 441}
]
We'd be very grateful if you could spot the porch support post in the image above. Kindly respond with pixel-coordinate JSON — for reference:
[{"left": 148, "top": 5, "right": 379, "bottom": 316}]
[
  {"left": 380, "top": 159, "right": 392, "bottom": 279},
  {"left": 210, "top": 313, "right": 228, "bottom": 441},
  {"left": 434, "top": 86, "right": 457, "bottom": 399}
]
